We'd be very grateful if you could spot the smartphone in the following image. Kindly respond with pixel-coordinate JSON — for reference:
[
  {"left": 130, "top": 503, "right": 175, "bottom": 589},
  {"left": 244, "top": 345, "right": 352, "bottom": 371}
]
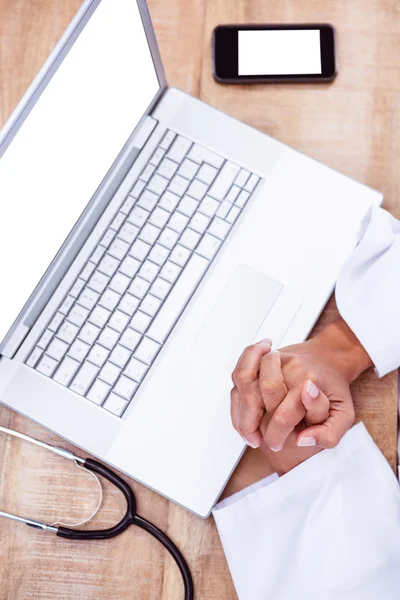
[{"left": 212, "top": 24, "right": 336, "bottom": 84}]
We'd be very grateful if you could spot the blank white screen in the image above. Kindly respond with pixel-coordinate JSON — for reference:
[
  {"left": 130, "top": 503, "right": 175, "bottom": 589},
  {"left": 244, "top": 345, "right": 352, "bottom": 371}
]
[
  {"left": 0, "top": 0, "right": 160, "bottom": 343},
  {"left": 238, "top": 29, "right": 322, "bottom": 76}
]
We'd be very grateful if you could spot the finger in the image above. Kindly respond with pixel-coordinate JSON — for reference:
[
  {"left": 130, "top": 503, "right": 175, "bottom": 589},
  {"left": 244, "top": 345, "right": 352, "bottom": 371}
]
[
  {"left": 296, "top": 399, "right": 355, "bottom": 449},
  {"left": 301, "top": 380, "right": 330, "bottom": 426},
  {"left": 232, "top": 339, "right": 272, "bottom": 390},
  {"left": 230, "top": 386, "right": 241, "bottom": 432},
  {"left": 237, "top": 379, "right": 264, "bottom": 449},
  {"left": 263, "top": 388, "right": 305, "bottom": 452},
  {"left": 259, "top": 351, "right": 288, "bottom": 413}
]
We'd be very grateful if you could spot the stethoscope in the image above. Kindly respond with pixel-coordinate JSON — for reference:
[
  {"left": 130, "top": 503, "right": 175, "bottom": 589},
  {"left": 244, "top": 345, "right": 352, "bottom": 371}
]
[{"left": 0, "top": 425, "right": 194, "bottom": 600}]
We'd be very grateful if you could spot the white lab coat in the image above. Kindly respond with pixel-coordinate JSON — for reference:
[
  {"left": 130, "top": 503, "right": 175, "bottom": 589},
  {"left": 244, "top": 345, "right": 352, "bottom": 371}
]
[{"left": 213, "top": 205, "right": 400, "bottom": 600}]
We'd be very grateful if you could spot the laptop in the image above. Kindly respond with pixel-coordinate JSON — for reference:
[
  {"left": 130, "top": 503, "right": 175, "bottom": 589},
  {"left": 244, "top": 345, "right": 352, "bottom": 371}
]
[{"left": 0, "top": 0, "right": 382, "bottom": 518}]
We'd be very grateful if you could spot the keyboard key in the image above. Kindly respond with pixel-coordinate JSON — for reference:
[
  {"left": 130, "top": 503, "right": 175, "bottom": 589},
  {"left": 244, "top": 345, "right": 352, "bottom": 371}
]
[
  {"left": 67, "top": 304, "right": 89, "bottom": 328},
  {"left": 139, "top": 260, "right": 160, "bottom": 283},
  {"left": 196, "top": 233, "right": 222, "bottom": 260},
  {"left": 208, "top": 217, "right": 231, "bottom": 240},
  {"left": 198, "top": 196, "right": 219, "bottom": 218},
  {"left": 197, "top": 163, "right": 218, "bottom": 185},
  {"left": 88, "top": 344, "right": 109, "bottom": 367},
  {"left": 108, "top": 310, "right": 130, "bottom": 333},
  {"left": 225, "top": 185, "right": 241, "bottom": 204},
  {"left": 119, "top": 256, "right": 141, "bottom": 279},
  {"left": 187, "top": 144, "right": 224, "bottom": 169},
  {"left": 208, "top": 161, "right": 240, "bottom": 201},
  {"left": 149, "top": 207, "right": 170, "bottom": 229},
  {"left": 235, "top": 168, "right": 251, "bottom": 188},
  {"left": 36, "top": 355, "right": 58, "bottom": 377},
  {"left": 139, "top": 223, "right": 160, "bottom": 245},
  {"left": 160, "top": 261, "right": 181, "bottom": 284},
  {"left": 53, "top": 356, "right": 80, "bottom": 385},
  {"left": 148, "top": 243, "right": 170, "bottom": 266},
  {"left": 109, "top": 272, "right": 131, "bottom": 295},
  {"left": 57, "top": 321, "right": 79, "bottom": 344},
  {"left": 111, "top": 212, "right": 125, "bottom": 231},
  {"left": 134, "top": 337, "right": 161, "bottom": 365},
  {"left": 178, "top": 196, "right": 198, "bottom": 217},
  {"left": 58, "top": 296, "right": 75, "bottom": 315},
  {"left": 99, "top": 361, "right": 121, "bottom": 386},
  {"left": 108, "top": 238, "right": 130, "bottom": 261},
  {"left": 168, "top": 175, "right": 189, "bottom": 197},
  {"left": 128, "top": 206, "right": 149, "bottom": 228},
  {"left": 119, "top": 327, "right": 142, "bottom": 352},
  {"left": 140, "top": 163, "right": 156, "bottom": 183},
  {"left": 140, "top": 294, "right": 162, "bottom": 317},
  {"left": 68, "top": 339, "right": 91, "bottom": 362},
  {"left": 87, "top": 379, "right": 111, "bottom": 406},
  {"left": 109, "top": 345, "right": 131, "bottom": 368},
  {"left": 158, "top": 157, "right": 178, "bottom": 179},
  {"left": 49, "top": 311, "right": 64, "bottom": 332},
  {"left": 98, "top": 327, "right": 120, "bottom": 351},
  {"left": 179, "top": 228, "right": 201, "bottom": 251},
  {"left": 147, "top": 254, "right": 209, "bottom": 344},
  {"left": 103, "top": 393, "right": 129, "bottom": 417},
  {"left": 118, "top": 222, "right": 139, "bottom": 245},
  {"left": 70, "top": 361, "right": 99, "bottom": 396},
  {"left": 99, "top": 288, "right": 120, "bottom": 311},
  {"left": 159, "top": 130, "right": 176, "bottom": 150},
  {"left": 118, "top": 293, "right": 140, "bottom": 316},
  {"left": 125, "top": 357, "right": 148, "bottom": 383},
  {"left": 87, "top": 271, "right": 109, "bottom": 294},
  {"left": 26, "top": 347, "right": 43, "bottom": 368},
  {"left": 129, "top": 277, "right": 150, "bottom": 300},
  {"left": 159, "top": 191, "right": 180, "bottom": 212},
  {"left": 78, "top": 322, "right": 101, "bottom": 345},
  {"left": 167, "top": 135, "right": 192, "bottom": 163},
  {"left": 114, "top": 376, "right": 138, "bottom": 401},
  {"left": 189, "top": 211, "right": 210, "bottom": 234},
  {"left": 46, "top": 338, "right": 68, "bottom": 361},
  {"left": 37, "top": 329, "right": 53, "bottom": 350},
  {"left": 130, "top": 180, "right": 146, "bottom": 199},
  {"left": 80, "top": 261, "right": 96, "bottom": 281},
  {"left": 168, "top": 212, "right": 189, "bottom": 234},
  {"left": 120, "top": 195, "right": 136, "bottom": 215},
  {"left": 216, "top": 200, "right": 231, "bottom": 219},
  {"left": 147, "top": 174, "right": 169, "bottom": 196},
  {"left": 187, "top": 179, "right": 208, "bottom": 201},
  {"left": 138, "top": 189, "right": 159, "bottom": 211},
  {"left": 170, "top": 244, "right": 191, "bottom": 267},
  {"left": 244, "top": 173, "right": 260, "bottom": 193},
  {"left": 90, "top": 245, "right": 106, "bottom": 265},
  {"left": 129, "top": 239, "right": 151, "bottom": 262},
  {"left": 130, "top": 311, "right": 152, "bottom": 334},
  {"left": 100, "top": 228, "right": 116, "bottom": 248},
  {"left": 149, "top": 147, "right": 166, "bottom": 166},
  {"left": 178, "top": 159, "right": 199, "bottom": 181},
  {"left": 89, "top": 305, "right": 111, "bottom": 328},
  {"left": 98, "top": 255, "right": 119, "bottom": 278},
  {"left": 226, "top": 206, "right": 241, "bottom": 224},
  {"left": 236, "top": 190, "right": 250, "bottom": 209},
  {"left": 150, "top": 278, "right": 172, "bottom": 301},
  {"left": 158, "top": 227, "right": 179, "bottom": 250}
]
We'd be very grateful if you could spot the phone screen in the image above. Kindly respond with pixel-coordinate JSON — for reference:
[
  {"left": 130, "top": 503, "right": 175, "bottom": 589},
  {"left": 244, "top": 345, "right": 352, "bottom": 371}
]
[{"left": 238, "top": 29, "right": 322, "bottom": 76}]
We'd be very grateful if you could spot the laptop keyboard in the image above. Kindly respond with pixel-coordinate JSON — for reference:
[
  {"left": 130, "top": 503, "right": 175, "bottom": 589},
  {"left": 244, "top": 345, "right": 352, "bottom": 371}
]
[{"left": 25, "top": 130, "right": 261, "bottom": 417}]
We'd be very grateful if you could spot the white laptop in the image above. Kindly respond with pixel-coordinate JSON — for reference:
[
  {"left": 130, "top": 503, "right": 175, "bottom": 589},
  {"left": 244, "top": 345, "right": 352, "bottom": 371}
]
[{"left": 0, "top": 0, "right": 382, "bottom": 517}]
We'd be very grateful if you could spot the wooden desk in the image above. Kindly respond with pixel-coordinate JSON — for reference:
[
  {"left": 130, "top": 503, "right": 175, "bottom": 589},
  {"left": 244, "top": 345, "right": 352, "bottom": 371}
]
[{"left": 0, "top": 1, "right": 398, "bottom": 598}]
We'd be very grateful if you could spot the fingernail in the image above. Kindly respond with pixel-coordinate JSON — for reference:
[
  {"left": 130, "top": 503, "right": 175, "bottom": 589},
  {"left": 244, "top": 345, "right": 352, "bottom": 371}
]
[
  {"left": 270, "top": 444, "right": 283, "bottom": 452},
  {"left": 257, "top": 338, "right": 272, "bottom": 346},
  {"left": 298, "top": 436, "right": 316, "bottom": 447},
  {"left": 306, "top": 380, "right": 319, "bottom": 399},
  {"left": 242, "top": 436, "right": 260, "bottom": 449}
]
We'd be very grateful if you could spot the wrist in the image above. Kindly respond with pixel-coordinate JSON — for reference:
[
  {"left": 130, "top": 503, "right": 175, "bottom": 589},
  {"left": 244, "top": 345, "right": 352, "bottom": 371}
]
[{"left": 314, "top": 318, "right": 373, "bottom": 383}]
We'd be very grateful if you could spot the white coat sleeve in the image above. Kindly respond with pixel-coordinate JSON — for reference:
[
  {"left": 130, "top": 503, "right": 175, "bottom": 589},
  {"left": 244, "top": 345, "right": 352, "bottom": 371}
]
[
  {"left": 336, "top": 205, "right": 400, "bottom": 376},
  {"left": 213, "top": 423, "right": 400, "bottom": 600}
]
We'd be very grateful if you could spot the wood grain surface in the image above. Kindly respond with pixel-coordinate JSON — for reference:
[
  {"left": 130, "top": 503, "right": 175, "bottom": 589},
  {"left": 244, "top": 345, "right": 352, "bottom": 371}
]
[{"left": 0, "top": 1, "right": 399, "bottom": 598}]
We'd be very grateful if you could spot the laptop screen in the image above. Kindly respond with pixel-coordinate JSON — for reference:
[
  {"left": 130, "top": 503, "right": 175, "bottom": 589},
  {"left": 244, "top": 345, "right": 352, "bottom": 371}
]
[{"left": 0, "top": 0, "right": 160, "bottom": 345}]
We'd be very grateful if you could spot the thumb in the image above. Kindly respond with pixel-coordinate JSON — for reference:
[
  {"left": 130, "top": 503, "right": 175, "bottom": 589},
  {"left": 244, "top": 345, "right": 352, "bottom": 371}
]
[{"left": 300, "top": 380, "right": 330, "bottom": 426}]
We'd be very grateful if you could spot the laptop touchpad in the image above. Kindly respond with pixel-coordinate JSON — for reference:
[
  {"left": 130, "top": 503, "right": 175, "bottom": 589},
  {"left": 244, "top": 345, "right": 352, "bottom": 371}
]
[{"left": 192, "top": 265, "right": 283, "bottom": 371}]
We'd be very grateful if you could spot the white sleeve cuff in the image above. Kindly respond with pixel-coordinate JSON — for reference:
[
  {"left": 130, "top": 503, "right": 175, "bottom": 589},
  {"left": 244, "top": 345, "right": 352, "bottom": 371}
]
[{"left": 213, "top": 423, "right": 400, "bottom": 600}]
